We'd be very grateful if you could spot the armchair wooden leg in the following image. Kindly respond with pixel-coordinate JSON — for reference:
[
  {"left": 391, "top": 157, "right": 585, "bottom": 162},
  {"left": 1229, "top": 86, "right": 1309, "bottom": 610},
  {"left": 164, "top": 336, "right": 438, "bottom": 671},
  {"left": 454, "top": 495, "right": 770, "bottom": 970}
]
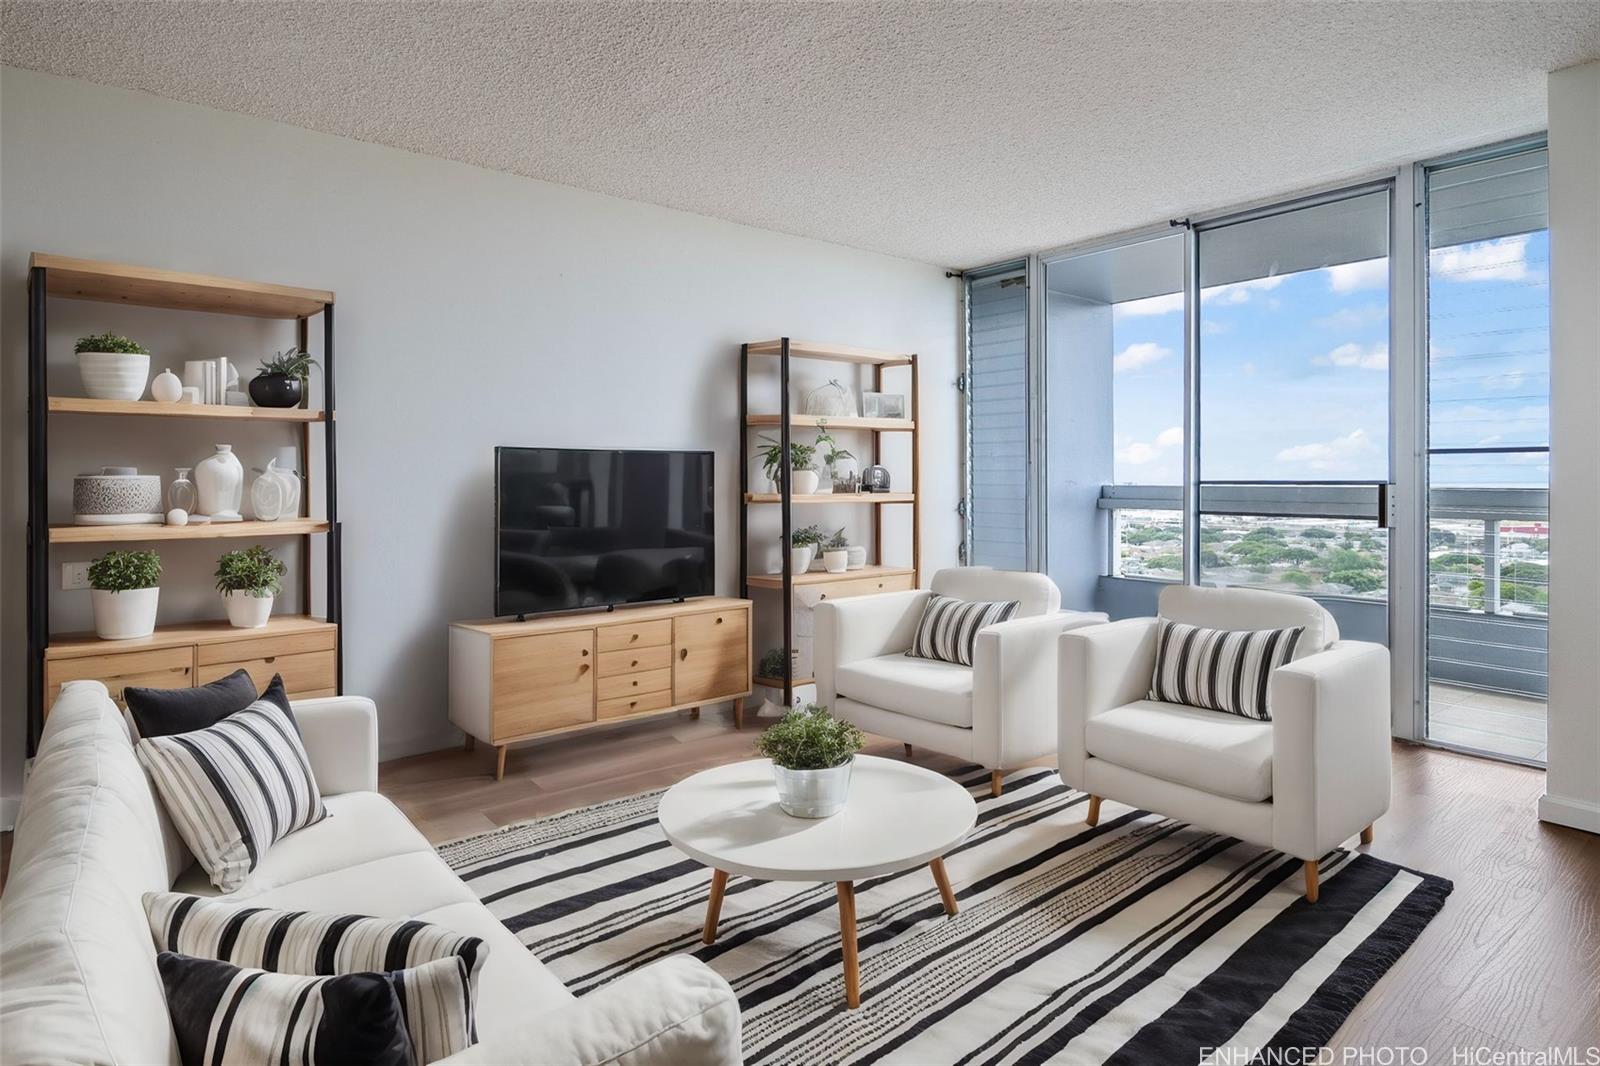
[
  {"left": 904, "top": 743, "right": 914, "bottom": 758},
  {"left": 495, "top": 745, "right": 508, "bottom": 782},
  {"left": 463, "top": 734, "right": 475, "bottom": 753},
  {"left": 1085, "top": 795, "right": 1102, "bottom": 827},
  {"left": 734, "top": 701, "right": 744, "bottom": 730},
  {"left": 1360, "top": 823, "right": 1374, "bottom": 845},
  {"left": 1303, "top": 860, "right": 1319, "bottom": 903},
  {"left": 990, "top": 770, "right": 1004, "bottom": 798}
]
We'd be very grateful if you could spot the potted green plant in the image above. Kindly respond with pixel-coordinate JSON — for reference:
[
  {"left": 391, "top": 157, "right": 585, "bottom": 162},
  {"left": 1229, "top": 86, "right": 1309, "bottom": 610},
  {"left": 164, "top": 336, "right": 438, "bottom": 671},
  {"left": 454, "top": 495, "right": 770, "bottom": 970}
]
[
  {"left": 88, "top": 549, "right": 161, "bottom": 639},
  {"left": 790, "top": 523, "right": 825, "bottom": 574},
  {"left": 215, "top": 545, "right": 287, "bottom": 628},
  {"left": 757, "top": 435, "right": 819, "bottom": 495},
  {"left": 758, "top": 646, "right": 794, "bottom": 681},
  {"left": 75, "top": 332, "right": 151, "bottom": 401},
  {"left": 813, "top": 423, "right": 855, "bottom": 496},
  {"left": 755, "top": 703, "right": 865, "bottom": 817},
  {"left": 822, "top": 527, "right": 850, "bottom": 573},
  {"left": 249, "top": 348, "right": 319, "bottom": 409}
]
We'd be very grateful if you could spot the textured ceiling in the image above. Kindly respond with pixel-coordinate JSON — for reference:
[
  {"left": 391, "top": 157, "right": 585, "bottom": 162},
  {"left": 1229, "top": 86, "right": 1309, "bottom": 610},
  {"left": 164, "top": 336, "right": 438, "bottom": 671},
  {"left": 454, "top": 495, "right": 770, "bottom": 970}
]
[{"left": 4, "top": 1, "right": 1598, "bottom": 268}]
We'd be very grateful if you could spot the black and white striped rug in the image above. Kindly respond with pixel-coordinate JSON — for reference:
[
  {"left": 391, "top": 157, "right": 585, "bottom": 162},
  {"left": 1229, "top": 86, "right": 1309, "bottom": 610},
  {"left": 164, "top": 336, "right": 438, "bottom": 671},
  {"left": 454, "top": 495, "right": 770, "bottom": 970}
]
[{"left": 438, "top": 766, "right": 1450, "bottom": 1065}]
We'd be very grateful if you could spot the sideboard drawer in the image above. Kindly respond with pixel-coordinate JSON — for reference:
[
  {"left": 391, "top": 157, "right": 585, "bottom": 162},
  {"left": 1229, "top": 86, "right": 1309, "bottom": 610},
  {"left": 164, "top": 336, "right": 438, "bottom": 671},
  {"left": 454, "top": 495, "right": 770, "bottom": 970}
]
[
  {"left": 596, "top": 619, "right": 672, "bottom": 653},
  {"left": 198, "top": 648, "right": 337, "bottom": 698},
  {"left": 812, "top": 573, "right": 917, "bottom": 603},
  {"left": 597, "top": 689, "right": 674, "bottom": 720},
  {"left": 45, "top": 647, "right": 195, "bottom": 712},
  {"left": 598, "top": 645, "right": 672, "bottom": 677},
  {"left": 597, "top": 667, "right": 672, "bottom": 701},
  {"left": 197, "top": 627, "right": 337, "bottom": 666}
]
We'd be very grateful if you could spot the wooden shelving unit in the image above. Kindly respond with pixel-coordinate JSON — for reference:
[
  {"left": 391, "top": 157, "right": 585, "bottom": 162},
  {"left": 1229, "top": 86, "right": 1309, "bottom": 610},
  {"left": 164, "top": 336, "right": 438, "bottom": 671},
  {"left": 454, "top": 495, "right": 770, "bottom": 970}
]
[
  {"left": 26, "top": 253, "right": 343, "bottom": 753},
  {"left": 738, "top": 337, "right": 920, "bottom": 708}
]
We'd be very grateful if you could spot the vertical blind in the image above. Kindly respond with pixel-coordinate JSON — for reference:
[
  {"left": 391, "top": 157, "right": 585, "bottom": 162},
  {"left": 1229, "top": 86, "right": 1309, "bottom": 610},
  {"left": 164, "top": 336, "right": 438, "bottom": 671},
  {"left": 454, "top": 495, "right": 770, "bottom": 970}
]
[{"left": 966, "top": 268, "right": 1030, "bottom": 570}]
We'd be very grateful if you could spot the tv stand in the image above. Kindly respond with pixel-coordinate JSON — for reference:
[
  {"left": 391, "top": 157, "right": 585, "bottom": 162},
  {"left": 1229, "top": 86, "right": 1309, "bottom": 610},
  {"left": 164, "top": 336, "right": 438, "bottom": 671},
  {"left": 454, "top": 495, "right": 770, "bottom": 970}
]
[{"left": 449, "top": 597, "right": 752, "bottom": 779}]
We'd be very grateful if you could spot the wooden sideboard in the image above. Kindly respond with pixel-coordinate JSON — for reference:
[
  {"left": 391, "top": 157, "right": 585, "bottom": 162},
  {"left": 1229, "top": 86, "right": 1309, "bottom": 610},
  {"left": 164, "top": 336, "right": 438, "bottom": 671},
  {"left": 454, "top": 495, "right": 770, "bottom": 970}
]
[
  {"left": 43, "top": 615, "right": 339, "bottom": 716},
  {"left": 449, "top": 597, "right": 752, "bottom": 779}
]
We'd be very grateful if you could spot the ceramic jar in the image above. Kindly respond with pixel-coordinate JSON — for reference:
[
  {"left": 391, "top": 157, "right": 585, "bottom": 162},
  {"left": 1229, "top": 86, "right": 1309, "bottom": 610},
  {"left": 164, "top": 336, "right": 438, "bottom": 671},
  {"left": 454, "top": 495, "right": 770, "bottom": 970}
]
[
  {"left": 791, "top": 468, "right": 820, "bottom": 495},
  {"left": 249, "top": 458, "right": 299, "bottom": 521},
  {"left": 91, "top": 587, "right": 159, "bottom": 640},
  {"left": 195, "top": 445, "right": 244, "bottom": 519},
  {"left": 223, "top": 589, "right": 274, "bottom": 629},
  {"left": 77, "top": 352, "right": 150, "bottom": 401},
  {"left": 151, "top": 368, "right": 184, "bottom": 403}
]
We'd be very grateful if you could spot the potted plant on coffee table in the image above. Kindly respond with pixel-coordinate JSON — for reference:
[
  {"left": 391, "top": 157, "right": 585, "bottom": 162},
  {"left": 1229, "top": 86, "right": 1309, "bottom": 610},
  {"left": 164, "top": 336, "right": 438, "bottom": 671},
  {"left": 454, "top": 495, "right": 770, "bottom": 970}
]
[
  {"left": 249, "top": 348, "right": 319, "bottom": 409},
  {"left": 755, "top": 703, "right": 865, "bottom": 818},
  {"left": 215, "top": 544, "right": 287, "bottom": 628},
  {"left": 89, "top": 549, "right": 161, "bottom": 640}
]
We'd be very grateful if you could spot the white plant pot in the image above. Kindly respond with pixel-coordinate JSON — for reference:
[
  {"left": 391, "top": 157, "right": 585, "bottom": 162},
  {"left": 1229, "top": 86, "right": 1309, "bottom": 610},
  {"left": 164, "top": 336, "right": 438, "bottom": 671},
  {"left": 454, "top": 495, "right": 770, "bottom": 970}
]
[
  {"left": 223, "top": 590, "right": 274, "bottom": 629},
  {"left": 791, "top": 469, "right": 820, "bottom": 495},
  {"left": 823, "top": 549, "right": 849, "bottom": 573},
  {"left": 846, "top": 545, "right": 868, "bottom": 570},
  {"left": 790, "top": 545, "right": 814, "bottom": 574},
  {"left": 91, "top": 587, "right": 159, "bottom": 640},
  {"left": 78, "top": 352, "right": 150, "bottom": 401}
]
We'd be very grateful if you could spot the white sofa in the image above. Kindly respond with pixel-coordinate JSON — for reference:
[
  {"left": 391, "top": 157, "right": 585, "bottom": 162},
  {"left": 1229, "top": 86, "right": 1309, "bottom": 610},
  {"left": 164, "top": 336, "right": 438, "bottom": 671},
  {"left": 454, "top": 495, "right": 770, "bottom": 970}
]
[
  {"left": 815, "top": 568, "right": 1108, "bottom": 796},
  {"left": 0, "top": 681, "right": 741, "bottom": 1065},
  {"left": 1058, "top": 585, "right": 1391, "bottom": 902}
]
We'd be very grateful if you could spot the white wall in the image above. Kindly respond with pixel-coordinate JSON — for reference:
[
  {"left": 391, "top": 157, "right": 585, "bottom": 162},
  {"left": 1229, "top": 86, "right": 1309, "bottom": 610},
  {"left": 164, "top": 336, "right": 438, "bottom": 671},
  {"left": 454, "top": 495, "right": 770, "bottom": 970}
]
[
  {"left": 1542, "top": 59, "right": 1600, "bottom": 834},
  {"left": 0, "top": 67, "right": 962, "bottom": 812}
]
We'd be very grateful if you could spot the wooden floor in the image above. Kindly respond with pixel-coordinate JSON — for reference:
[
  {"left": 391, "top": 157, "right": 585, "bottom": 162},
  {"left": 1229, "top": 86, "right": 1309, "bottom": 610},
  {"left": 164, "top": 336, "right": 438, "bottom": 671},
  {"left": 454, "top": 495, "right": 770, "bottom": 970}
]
[{"left": 381, "top": 706, "right": 1600, "bottom": 1058}]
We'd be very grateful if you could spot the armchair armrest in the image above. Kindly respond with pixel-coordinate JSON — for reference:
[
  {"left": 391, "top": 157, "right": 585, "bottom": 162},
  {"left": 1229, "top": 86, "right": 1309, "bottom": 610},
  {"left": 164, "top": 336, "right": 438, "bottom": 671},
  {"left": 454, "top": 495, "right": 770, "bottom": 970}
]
[
  {"left": 814, "top": 589, "right": 932, "bottom": 708},
  {"left": 289, "top": 695, "right": 378, "bottom": 795},
  {"left": 1270, "top": 641, "right": 1391, "bottom": 859},
  {"left": 1057, "top": 617, "right": 1159, "bottom": 784},
  {"left": 434, "top": 956, "right": 740, "bottom": 1066},
  {"left": 972, "top": 611, "right": 1108, "bottom": 769}
]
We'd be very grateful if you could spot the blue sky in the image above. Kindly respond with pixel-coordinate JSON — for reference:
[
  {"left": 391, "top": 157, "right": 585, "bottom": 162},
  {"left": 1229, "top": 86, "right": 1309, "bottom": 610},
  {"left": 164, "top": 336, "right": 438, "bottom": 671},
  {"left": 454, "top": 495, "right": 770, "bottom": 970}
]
[{"left": 1110, "top": 231, "right": 1550, "bottom": 489}]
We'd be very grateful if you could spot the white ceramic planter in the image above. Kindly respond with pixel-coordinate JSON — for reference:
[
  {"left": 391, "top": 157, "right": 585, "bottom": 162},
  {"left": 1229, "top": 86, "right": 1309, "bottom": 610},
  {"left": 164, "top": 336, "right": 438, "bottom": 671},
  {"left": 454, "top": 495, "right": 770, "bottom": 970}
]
[
  {"left": 846, "top": 545, "right": 868, "bottom": 570},
  {"left": 78, "top": 352, "right": 150, "bottom": 401},
  {"left": 790, "top": 545, "right": 814, "bottom": 574},
  {"left": 91, "top": 587, "right": 159, "bottom": 640},
  {"left": 791, "top": 468, "right": 820, "bottom": 495},
  {"left": 223, "top": 590, "right": 274, "bottom": 628},
  {"left": 823, "top": 549, "right": 849, "bottom": 573}
]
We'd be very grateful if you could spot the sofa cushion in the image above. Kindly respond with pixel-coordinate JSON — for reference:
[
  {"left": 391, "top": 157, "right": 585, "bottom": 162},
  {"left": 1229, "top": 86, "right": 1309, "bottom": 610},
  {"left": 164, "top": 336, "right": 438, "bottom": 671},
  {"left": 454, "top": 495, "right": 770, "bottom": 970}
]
[
  {"left": 1085, "top": 699, "right": 1275, "bottom": 802},
  {"left": 125, "top": 669, "right": 292, "bottom": 739},
  {"left": 907, "top": 594, "right": 1019, "bottom": 667},
  {"left": 836, "top": 652, "right": 974, "bottom": 729},
  {"left": 1156, "top": 584, "right": 1337, "bottom": 658},
  {"left": 1149, "top": 619, "right": 1305, "bottom": 721}
]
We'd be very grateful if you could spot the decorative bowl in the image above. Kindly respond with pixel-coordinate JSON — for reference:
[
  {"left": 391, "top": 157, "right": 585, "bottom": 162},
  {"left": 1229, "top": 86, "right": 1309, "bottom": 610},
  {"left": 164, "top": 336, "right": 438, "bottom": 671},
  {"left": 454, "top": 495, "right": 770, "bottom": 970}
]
[
  {"left": 77, "top": 351, "right": 150, "bottom": 401},
  {"left": 74, "top": 469, "right": 163, "bottom": 520}
]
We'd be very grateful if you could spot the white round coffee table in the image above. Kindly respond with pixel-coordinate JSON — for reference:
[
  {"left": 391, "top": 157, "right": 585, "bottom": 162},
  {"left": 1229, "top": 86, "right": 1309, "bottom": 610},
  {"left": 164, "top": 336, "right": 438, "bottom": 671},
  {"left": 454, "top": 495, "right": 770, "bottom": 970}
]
[{"left": 658, "top": 754, "right": 978, "bottom": 1008}]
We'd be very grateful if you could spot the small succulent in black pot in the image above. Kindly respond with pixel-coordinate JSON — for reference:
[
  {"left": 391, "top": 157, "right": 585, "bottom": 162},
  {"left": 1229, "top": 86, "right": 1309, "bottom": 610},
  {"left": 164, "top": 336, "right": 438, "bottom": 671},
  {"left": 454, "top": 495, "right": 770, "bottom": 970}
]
[{"left": 249, "top": 348, "right": 318, "bottom": 408}]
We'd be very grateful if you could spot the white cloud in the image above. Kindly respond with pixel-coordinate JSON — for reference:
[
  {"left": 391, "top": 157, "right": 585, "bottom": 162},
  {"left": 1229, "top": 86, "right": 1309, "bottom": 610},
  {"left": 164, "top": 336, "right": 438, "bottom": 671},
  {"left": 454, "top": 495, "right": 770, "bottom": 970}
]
[
  {"left": 1114, "top": 342, "right": 1174, "bottom": 373},
  {"left": 1325, "top": 258, "right": 1388, "bottom": 294},
  {"left": 1430, "top": 234, "right": 1534, "bottom": 283},
  {"left": 1313, "top": 341, "right": 1388, "bottom": 370},
  {"left": 1314, "top": 304, "right": 1387, "bottom": 329},
  {"left": 1113, "top": 292, "right": 1184, "bottom": 318},
  {"left": 1155, "top": 426, "right": 1185, "bottom": 448},
  {"left": 1116, "top": 426, "right": 1184, "bottom": 467},
  {"left": 1202, "top": 275, "right": 1285, "bottom": 306},
  {"left": 1275, "top": 428, "right": 1378, "bottom": 471}
]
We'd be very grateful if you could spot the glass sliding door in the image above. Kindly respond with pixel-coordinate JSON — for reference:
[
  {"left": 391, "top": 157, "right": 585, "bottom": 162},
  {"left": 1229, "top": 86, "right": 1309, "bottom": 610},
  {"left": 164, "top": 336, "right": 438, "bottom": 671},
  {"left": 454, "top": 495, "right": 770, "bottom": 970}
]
[
  {"left": 1193, "top": 187, "right": 1393, "bottom": 639},
  {"left": 1422, "top": 144, "right": 1550, "bottom": 763},
  {"left": 964, "top": 263, "right": 1032, "bottom": 569}
]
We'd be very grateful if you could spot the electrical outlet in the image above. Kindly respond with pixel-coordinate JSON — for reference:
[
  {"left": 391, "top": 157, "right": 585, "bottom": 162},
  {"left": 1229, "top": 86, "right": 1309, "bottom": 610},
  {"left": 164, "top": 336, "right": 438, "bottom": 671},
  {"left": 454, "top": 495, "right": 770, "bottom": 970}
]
[{"left": 62, "top": 561, "right": 90, "bottom": 591}]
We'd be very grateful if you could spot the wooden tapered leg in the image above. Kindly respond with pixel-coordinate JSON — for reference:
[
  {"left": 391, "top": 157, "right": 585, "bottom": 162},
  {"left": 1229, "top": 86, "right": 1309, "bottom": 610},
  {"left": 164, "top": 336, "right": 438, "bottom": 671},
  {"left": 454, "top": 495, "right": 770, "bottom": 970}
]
[
  {"left": 463, "top": 734, "right": 475, "bottom": 752},
  {"left": 904, "top": 743, "right": 914, "bottom": 758},
  {"left": 495, "top": 745, "right": 507, "bottom": 781},
  {"left": 734, "top": 702, "right": 744, "bottom": 730},
  {"left": 702, "top": 869, "right": 729, "bottom": 945},
  {"left": 1086, "top": 795, "right": 1102, "bottom": 827},
  {"left": 990, "top": 770, "right": 1004, "bottom": 798},
  {"left": 837, "top": 881, "right": 860, "bottom": 1008},
  {"left": 1303, "top": 860, "right": 1319, "bottom": 903},
  {"left": 929, "top": 857, "right": 958, "bottom": 916},
  {"left": 1360, "top": 823, "right": 1374, "bottom": 845},
  {"left": 690, "top": 707, "right": 700, "bottom": 720}
]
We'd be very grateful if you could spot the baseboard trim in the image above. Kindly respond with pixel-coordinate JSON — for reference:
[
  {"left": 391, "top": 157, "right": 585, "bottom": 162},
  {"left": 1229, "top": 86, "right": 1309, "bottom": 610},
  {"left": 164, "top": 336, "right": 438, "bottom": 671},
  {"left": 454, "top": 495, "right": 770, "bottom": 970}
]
[{"left": 1538, "top": 791, "right": 1600, "bottom": 834}]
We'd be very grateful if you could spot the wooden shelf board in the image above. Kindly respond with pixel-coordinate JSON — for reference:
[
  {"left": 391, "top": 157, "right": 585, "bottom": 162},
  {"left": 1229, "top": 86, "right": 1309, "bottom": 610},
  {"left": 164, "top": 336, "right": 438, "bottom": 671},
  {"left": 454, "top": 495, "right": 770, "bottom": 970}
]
[
  {"left": 30, "top": 253, "right": 332, "bottom": 319},
  {"left": 47, "top": 614, "right": 335, "bottom": 660},
  {"left": 744, "top": 339, "right": 914, "bottom": 366},
  {"left": 745, "top": 565, "right": 915, "bottom": 590},
  {"left": 745, "top": 414, "right": 913, "bottom": 432},
  {"left": 49, "top": 397, "right": 327, "bottom": 422},
  {"left": 49, "top": 518, "right": 329, "bottom": 544},
  {"left": 744, "top": 493, "right": 915, "bottom": 504},
  {"left": 753, "top": 675, "right": 816, "bottom": 688}
]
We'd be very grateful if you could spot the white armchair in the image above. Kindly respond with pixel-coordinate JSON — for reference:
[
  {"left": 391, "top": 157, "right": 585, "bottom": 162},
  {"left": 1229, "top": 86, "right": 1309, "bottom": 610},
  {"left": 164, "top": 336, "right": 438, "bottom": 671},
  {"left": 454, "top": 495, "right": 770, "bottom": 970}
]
[
  {"left": 815, "top": 568, "right": 1108, "bottom": 796},
  {"left": 1059, "top": 584, "right": 1391, "bottom": 902}
]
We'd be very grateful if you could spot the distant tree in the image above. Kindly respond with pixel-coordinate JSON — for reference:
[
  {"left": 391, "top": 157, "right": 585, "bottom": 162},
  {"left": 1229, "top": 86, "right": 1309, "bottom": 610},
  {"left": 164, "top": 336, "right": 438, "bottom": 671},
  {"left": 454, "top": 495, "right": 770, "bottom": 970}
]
[
  {"left": 1199, "top": 527, "right": 1225, "bottom": 544},
  {"left": 1301, "top": 527, "right": 1337, "bottom": 539},
  {"left": 1429, "top": 528, "right": 1457, "bottom": 548},
  {"left": 1280, "top": 547, "right": 1318, "bottom": 564},
  {"left": 1143, "top": 554, "right": 1183, "bottom": 573},
  {"left": 1329, "top": 569, "right": 1382, "bottom": 593},
  {"left": 1502, "top": 582, "right": 1549, "bottom": 608},
  {"left": 1123, "top": 526, "right": 1176, "bottom": 546},
  {"left": 1280, "top": 570, "right": 1315, "bottom": 587},
  {"left": 1200, "top": 549, "right": 1226, "bottom": 568},
  {"left": 1328, "top": 547, "right": 1382, "bottom": 572},
  {"left": 1499, "top": 561, "right": 1548, "bottom": 586},
  {"left": 1432, "top": 552, "right": 1482, "bottom": 573},
  {"left": 1239, "top": 528, "right": 1284, "bottom": 543}
]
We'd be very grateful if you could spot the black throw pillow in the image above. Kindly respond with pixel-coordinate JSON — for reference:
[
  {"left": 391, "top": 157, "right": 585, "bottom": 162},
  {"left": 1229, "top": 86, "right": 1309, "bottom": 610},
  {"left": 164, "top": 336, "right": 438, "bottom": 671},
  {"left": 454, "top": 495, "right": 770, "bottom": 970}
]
[
  {"left": 156, "top": 952, "right": 414, "bottom": 1066},
  {"left": 125, "top": 669, "right": 295, "bottom": 739}
]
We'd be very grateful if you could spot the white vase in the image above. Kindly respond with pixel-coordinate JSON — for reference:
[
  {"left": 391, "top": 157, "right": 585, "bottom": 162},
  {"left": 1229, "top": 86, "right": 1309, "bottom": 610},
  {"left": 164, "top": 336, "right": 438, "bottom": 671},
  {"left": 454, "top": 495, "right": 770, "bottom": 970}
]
[
  {"left": 790, "top": 545, "right": 814, "bottom": 574},
  {"left": 791, "top": 468, "right": 819, "bottom": 495},
  {"left": 823, "top": 549, "right": 849, "bottom": 573},
  {"left": 223, "top": 590, "right": 274, "bottom": 628},
  {"left": 250, "top": 458, "right": 298, "bottom": 521},
  {"left": 78, "top": 352, "right": 150, "bottom": 401},
  {"left": 91, "top": 587, "right": 159, "bottom": 640},
  {"left": 151, "top": 367, "right": 183, "bottom": 403},
  {"left": 195, "top": 444, "right": 244, "bottom": 518},
  {"left": 846, "top": 545, "right": 868, "bottom": 570}
]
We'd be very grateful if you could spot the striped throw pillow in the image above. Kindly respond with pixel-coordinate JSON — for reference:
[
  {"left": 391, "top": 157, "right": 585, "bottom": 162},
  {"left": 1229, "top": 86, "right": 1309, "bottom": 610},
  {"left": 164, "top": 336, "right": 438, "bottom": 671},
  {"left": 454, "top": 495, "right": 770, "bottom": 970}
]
[
  {"left": 144, "top": 892, "right": 485, "bottom": 1063},
  {"left": 1149, "top": 618, "right": 1305, "bottom": 720},
  {"left": 136, "top": 698, "right": 327, "bottom": 893},
  {"left": 906, "top": 594, "right": 1019, "bottom": 667},
  {"left": 156, "top": 951, "right": 474, "bottom": 1066}
]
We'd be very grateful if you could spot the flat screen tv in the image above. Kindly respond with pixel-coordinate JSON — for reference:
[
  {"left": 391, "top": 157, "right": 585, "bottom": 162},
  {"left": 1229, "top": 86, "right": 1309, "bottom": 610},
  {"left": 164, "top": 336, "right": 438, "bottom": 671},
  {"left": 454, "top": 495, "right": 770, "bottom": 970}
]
[{"left": 495, "top": 447, "right": 715, "bottom": 619}]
